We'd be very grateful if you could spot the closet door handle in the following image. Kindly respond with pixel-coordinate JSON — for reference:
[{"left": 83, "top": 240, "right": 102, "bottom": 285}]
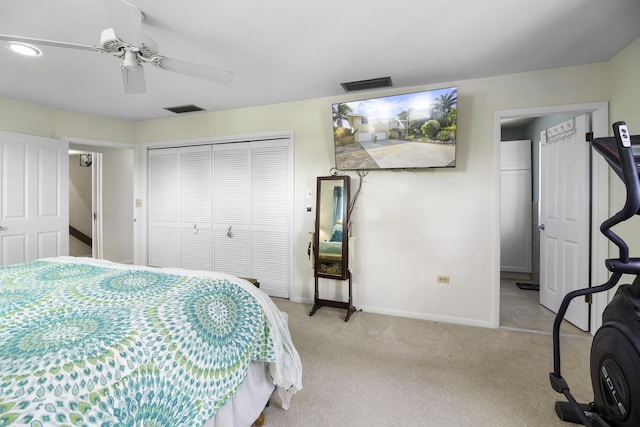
[
  {"left": 0, "top": 226, "right": 7, "bottom": 231},
  {"left": 537, "top": 224, "right": 545, "bottom": 231}
]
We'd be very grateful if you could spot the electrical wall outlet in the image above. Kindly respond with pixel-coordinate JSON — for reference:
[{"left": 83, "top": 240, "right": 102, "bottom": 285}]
[{"left": 436, "top": 275, "right": 450, "bottom": 284}]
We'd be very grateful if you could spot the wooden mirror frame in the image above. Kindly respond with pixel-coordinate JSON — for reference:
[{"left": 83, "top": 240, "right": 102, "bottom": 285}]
[{"left": 314, "top": 175, "right": 350, "bottom": 280}]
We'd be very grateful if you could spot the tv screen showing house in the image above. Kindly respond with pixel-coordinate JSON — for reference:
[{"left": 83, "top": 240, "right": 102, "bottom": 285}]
[{"left": 332, "top": 87, "right": 457, "bottom": 170}]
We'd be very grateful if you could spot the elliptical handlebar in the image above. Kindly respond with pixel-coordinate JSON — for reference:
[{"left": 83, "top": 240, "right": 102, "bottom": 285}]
[
  {"left": 598, "top": 122, "right": 640, "bottom": 262},
  {"left": 611, "top": 121, "right": 639, "bottom": 194}
]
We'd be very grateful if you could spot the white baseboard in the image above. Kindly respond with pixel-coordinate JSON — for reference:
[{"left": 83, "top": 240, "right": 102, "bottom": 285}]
[
  {"left": 286, "top": 297, "right": 495, "bottom": 329},
  {"left": 359, "top": 304, "right": 495, "bottom": 329}
]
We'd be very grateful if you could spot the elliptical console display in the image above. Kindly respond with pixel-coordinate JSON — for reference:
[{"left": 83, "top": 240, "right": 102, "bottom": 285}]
[{"left": 550, "top": 121, "right": 640, "bottom": 427}]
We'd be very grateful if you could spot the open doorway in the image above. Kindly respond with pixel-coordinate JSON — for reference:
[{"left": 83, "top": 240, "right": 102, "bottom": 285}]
[
  {"left": 68, "top": 139, "right": 137, "bottom": 264},
  {"left": 499, "top": 115, "right": 589, "bottom": 335},
  {"left": 494, "top": 102, "right": 610, "bottom": 335}
]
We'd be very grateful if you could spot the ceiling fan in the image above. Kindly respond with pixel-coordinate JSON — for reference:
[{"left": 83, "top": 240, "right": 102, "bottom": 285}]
[{"left": 0, "top": 0, "right": 233, "bottom": 94}]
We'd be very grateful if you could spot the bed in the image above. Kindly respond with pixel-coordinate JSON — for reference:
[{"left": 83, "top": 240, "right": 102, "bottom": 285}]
[
  {"left": 0, "top": 256, "right": 302, "bottom": 426},
  {"left": 317, "top": 241, "right": 343, "bottom": 263},
  {"left": 318, "top": 223, "right": 344, "bottom": 263},
  {"left": 315, "top": 224, "right": 346, "bottom": 275}
]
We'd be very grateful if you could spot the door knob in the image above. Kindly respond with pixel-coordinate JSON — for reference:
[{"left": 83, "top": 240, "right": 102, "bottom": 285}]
[
  {"left": 0, "top": 226, "right": 7, "bottom": 231},
  {"left": 537, "top": 224, "right": 545, "bottom": 231}
]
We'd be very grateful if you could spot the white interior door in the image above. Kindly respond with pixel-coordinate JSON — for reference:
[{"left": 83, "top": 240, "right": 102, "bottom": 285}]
[
  {"left": 212, "top": 143, "right": 251, "bottom": 277},
  {"left": 250, "top": 140, "right": 291, "bottom": 298},
  {"left": 0, "top": 131, "right": 68, "bottom": 265},
  {"left": 148, "top": 146, "right": 212, "bottom": 270},
  {"left": 148, "top": 148, "right": 179, "bottom": 267},
  {"left": 539, "top": 114, "right": 590, "bottom": 331},
  {"left": 179, "top": 145, "right": 212, "bottom": 270},
  {"left": 212, "top": 140, "right": 292, "bottom": 297}
]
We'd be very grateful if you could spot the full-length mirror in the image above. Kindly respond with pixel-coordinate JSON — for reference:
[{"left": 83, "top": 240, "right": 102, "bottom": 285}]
[{"left": 314, "top": 175, "right": 350, "bottom": 279}]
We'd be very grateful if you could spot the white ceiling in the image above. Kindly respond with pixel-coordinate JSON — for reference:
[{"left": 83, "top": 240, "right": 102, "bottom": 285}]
[{"left": 1, "top": 0, "right": 639, "bottom": 121}]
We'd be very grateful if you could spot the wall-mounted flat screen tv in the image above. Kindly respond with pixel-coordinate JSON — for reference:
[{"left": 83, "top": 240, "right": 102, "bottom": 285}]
[{"left": 332, "top": 86, "right": 457, "bottom": 170}]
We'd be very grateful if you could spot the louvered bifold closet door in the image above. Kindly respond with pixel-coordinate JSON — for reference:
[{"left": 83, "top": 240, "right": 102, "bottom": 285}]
[
  {"left": 148, "top": 146, "right": 212, "bottom": 269},
  {"left": 212, "top": 143, "right": 251, "bottom": 278},
  {"left": 179, "top": 145, "right": 212, "bottom": 270},
  {"left": 149, "top": 137, "right": 292, "bottom": 297},
  {"left": 148, "top": 148, "right": 179, "bottom": 267},
  {"left": 251, "top": 140, "right": 290, "bottom": 298}
]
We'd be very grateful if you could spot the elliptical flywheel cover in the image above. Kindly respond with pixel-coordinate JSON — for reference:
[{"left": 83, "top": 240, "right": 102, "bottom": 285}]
[{"left": 591, "top": 325, "right": 640, "bottom": 426}]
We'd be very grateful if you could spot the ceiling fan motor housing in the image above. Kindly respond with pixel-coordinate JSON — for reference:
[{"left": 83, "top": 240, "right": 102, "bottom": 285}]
[{"left": 99, "top": 28, "right": 158, "bottom": 58}]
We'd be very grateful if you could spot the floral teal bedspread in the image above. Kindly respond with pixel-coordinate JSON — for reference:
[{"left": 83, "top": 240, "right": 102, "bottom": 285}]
[{"left": 0, "top": 257, "right": 297, "bottom": 426}]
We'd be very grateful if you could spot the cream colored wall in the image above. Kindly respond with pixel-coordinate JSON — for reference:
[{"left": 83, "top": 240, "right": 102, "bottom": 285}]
[
  {"left": 605, "top": 36, "right": 640, "bottom": 290},
  {"left": 0, "top": 97, "right": 136, "bottom": 141},
  {"left": 136, "top": 61, "right": 611, "bottom": 327},
  {"left": 100, "top": 147, "right": 134, "bottom": 264},
  {"left": 609, "top": 37, "right": 640, "bottom": 132},
  {"left": 2, "top": 35, "right": 639, "bottom": 327}
]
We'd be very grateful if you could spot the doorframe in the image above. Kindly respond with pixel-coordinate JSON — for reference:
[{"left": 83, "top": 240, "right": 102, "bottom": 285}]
[
  {"left": 91, "top": 152, "right": 103, "bottom": 259},
  {"left": 64, "top": 137, "right": 139, "bottom": 263},
  {"left": 69, "top": 149, "right": 103, "bottom": 258},
  {"left": 492, "top": 102, "right": 609, "bottom": 333}
]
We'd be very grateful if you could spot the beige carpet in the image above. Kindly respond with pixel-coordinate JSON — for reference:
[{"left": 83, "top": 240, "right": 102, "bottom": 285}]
[{"left": 264, "top": 298, "right": 593, "bottom": 426}]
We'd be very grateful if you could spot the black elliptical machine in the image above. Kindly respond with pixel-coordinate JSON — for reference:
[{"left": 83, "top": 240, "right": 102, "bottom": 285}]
[{"left": 550, "top": 121, "right": 640, "bottom": 426}]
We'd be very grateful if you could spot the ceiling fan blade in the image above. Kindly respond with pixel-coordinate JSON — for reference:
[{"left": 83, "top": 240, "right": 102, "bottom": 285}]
[
  {"left": 0, "top": 34, "right": 102, "bottom": 52},
  {"left": 156, "top": 57, "right": 233, "bottom": 85},
  {"left": 121, "top": 66, "right": 146, "bottom": 93},
  {"left": 104, "top": 0, "right": 142, "bottom": 47}
]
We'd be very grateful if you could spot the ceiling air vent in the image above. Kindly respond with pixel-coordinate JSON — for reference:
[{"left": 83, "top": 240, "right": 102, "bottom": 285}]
[
  {"left": 340, "top": 76, "right": 392, "bottom": 92},
  {"left": 163, "top": 104, "right": 205, "bottom": 114}
]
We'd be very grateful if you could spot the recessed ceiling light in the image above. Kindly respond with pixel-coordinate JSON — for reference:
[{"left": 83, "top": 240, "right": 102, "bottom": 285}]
[{"left": 7, "top": 42, "right": 42, "bottom": 56}]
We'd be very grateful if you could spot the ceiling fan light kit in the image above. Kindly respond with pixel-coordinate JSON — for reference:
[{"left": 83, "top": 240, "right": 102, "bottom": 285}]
[
  {"left": 0, "top": 0, "right": 233, "bottom": 94},
  {"left": 122, "top": 49, "right": 140, "bottom": 70}
]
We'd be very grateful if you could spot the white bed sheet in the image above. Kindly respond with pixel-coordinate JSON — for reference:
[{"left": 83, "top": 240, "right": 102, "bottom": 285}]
[{"left": 204, "top": 361, "right": 274, "bottom": 427}]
